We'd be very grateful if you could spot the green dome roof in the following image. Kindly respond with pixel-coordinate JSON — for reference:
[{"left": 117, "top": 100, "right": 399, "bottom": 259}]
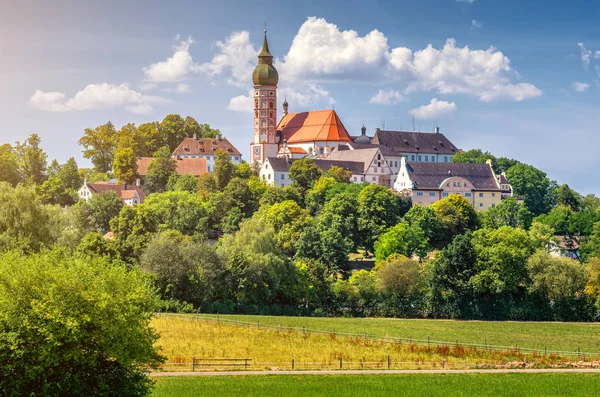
[{"left": 252, "top": 63, "right": 279, "bottom": 86}]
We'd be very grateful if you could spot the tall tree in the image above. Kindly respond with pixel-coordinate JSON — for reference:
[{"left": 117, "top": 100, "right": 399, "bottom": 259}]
[
  {"left": 289, "top": 158, "right": 322, "bottom": 194},
  {"left": 159, "top": 114, "right": 187, "bottom": 152},
  {"left": 374, "top": 222, "right": 428, "bottom": 262},
  {"left": 87, "top": 191, "right": 124, "bottom": 234},
  {"left": 213, "top": 150, "right": 235, "bottom": 190},
  {"left": 430, "top": 194, "right": 479, "bottom": 248},
  {"left": 58, "top": 157, "right": 83, "bottom": 190},
  {"left": 145, "top": 146, "right": 177, "bottom": 193},
  {"left": 15, "top": 133, "right": 47, "bottom": 185},
  {"left": 481, "top": 197, "right": 533, "bottom": 229},
  {"left": 113, "top": 147, "right": 139, "bottom": 184},
  {"left": 556, "top": 184, "right": 581, "bottom": 211},
  {"left": 505, "top": 163, "right": 552, "bottom": 216},
  {"left": 137, "top": 122, "right": 164, "bottom": 157},
  {"left": 0, "top": 144, "right": 21, "bottom": 186},
  {"left": 78, "top": 122, "right": 118, "bottom": 172}
]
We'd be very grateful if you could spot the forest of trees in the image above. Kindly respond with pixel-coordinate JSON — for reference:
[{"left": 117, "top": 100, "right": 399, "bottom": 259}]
[{"left": 2, "top": 134, "right": 600, "bottom": 322}]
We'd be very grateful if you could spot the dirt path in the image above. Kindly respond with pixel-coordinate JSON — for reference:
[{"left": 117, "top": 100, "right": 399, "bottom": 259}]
[{"left": 150, "top": 368, "right": 600, "bottom": 377}]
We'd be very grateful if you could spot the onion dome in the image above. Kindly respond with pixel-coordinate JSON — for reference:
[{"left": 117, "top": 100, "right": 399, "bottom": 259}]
[
  {"left": 252, "top": 29, "right": 279, "bottom": 86},
  {"left": 354, "top": 122, "right": 372, "bottom": 144}
]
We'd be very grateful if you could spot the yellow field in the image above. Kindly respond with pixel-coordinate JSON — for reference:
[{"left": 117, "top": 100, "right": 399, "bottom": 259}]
[{"left": 151, "top": 315, "right": 576, "bottom": 371}]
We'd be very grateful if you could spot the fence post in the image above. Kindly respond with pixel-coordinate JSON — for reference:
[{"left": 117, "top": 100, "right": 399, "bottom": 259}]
[
  {"left": 340, "top": 357, "right": 343, "bottom": 369},
  {"left": 292, "top": 357, "right": 295, "bottom": 370},
  {"left": 442, "top": 358, "right": 445, "bottom": 369},
  {"left": 544, "top": 346, "right": 547, "bottom": 356},
  {"left": 302, "top": 326, "right": 305, "bottom": 334},
  {"left": 388, "top": 355, "right": 391, "bottom": 369},
  {"left": 364, "top": 331, "right": 367, "bottom": 339},
  {"left": 192, "top": 357, "right": 195, "bottom": 372},
  {"left": 466, "top": 358, "right": 469, "bottom": 370},
  {"left": 578, "top": 347, "right": 581, "bottom": 359},
  {"left": 245, "top": 358, "right": 248, "bottom": 370},
  {"left": 428, "top": 336, "right": 430, "bottom": 347},
  {"left": 258, "top": 320, "right": 260, "bottom": 330}
]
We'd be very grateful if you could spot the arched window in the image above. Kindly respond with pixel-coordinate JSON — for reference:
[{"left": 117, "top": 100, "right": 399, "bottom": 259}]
[
  {"left": 269, "top": 101, "right": 274, "bottom": 109},
  {"left": 319, "top": 147, "right": 324, "bottom": 154},
  {"left": 254, "top": 99, "right": 259, "bottom": 108}
]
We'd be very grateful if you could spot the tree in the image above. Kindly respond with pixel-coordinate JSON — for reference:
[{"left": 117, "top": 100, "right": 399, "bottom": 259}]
[
  {"left": 145, "top": 146, "right": 177, "bottom": 193},
  {"left": 137, "top": 122, "right": 164, "bottom": 156},
  {"left": 505, "top": 163, "right": 552, "bottom": 216},
  {"left": 357, "top": 184, "right": 410, "bottom": 253},
  {"left": 169, "top": 174, "right": 199, "bottom": 193},
  {"left": 143, "top": 190, "right": 207, "bottom": 236},
  {"left": 58, "top": 157, "right": 83, "bottom": 190},
  {"left": 160, "top": 114, "right": 187, "bottom": 152},
  {"left": 37, "top": 177, "right": 77, "bottom": 206},
  {"left": 430, "top": 194, "right": 479, "bottom": 248},
  {"left": 113, "top": 147, "right": 139, "bottom": 184},
  {"left": 78, "top": 122, "right": 118, "bottom": 172},
  {"left": 197, "top": 122, "right": 222, "bottom": 138},
  {"left": 110, "top": 205, "right": 157, "bottom": 263},
  {"left": 481, "top": 197, "right": 533, "bottom": 229},
  {"left": 374, "top": 222, "right": 428, "bottom": 262},
  {"left": 0, "top": 144, "right": 20, "bottom": 186},
  {"left": 0, "top": 250, "right": 162, "bottom": 396},
  {"left": 214, "top": 150, "right": 235, "bottom": 190},
  {"left": 289, "top": 158, "right": 322, "bottom": 193},
  {"left": 323, "top": 166, "right": 351, "bottom": 183},
  {"left": 375, "top": 255, "right": 423, "bottom": 299},
  {"left": 197, "top": 173, "right": 217, "bottom": 199},
  {"left": 87, "top": 191, "right": 124, "bottom": 234},
  {"left": 47, "top": 159, "right": 61, "bottom": 178},
  {"left": 0, "top": 183, "right": 59, "bottom": 252},
  {"left": 305, "top": 176, "right": 337, "bottom": 215},
  {"left": 15, "top": 133, "right": 47, "bottom": 184},
  {"left": 452, "top": 149, "right": 495, "bottom": 166},
  {"left": 556, "top": 184, "right": 581, "bottom": 211},
  {"left": 235, "top": 162, "right": 254, "bottom": 179},
  {"left": 262, "top": 200, "right": 311, "bottom": 255},
  {"left": 404, "top": 205, "right": 442, "bottom": 245},
  {"left": 76, "top": 231, "right": 119, "bottom": 259}
]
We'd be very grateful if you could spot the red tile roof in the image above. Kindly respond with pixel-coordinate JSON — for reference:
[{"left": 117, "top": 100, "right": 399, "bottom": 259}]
[
  {"left": 87, "top": 183, "right": 146, "bottom": 203},
  {"left": 172, "top": 137, "right": 241, "bottom": 156},
  {"left": 137, "top": 157, "right": 208, "bottom": 176},
  {"left": 277, "top": 109, "right": 353, "bottom": 144}
]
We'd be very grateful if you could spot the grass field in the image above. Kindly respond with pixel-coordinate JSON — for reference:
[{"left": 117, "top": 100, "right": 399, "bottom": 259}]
[
  {"left": 151, "top": 316, "right": 585, "bottom": 370},
  {"left": 190, "top": 314, "right": 600, "bottom": 353},
  {"left": 151, "top": 373, "right": 600, "bottom": 397}
]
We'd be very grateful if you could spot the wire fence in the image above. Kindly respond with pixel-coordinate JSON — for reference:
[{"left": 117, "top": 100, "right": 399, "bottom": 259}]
[{"left": 156, "top": 312, "right": 600, "bottom": 361}]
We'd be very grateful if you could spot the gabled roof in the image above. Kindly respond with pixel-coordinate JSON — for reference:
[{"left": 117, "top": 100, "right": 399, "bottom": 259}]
[
  {"left": 277, "top": 109, "right": 353, "bottom": 143},
  {"left": 137, "top": 157, "right": 208, "bottom": 176},
  {"left": 326, "top": 148, "right": 381, "bottom": 173},
  {"left": 120, "top": 190, "right": 139, "bottom": 200},
  {"left": 406, "top": 162, "right": 500, "bottom": 191},
  {"left": 172, "top": 137, "right": 241, "bottom": 156},
  {"left": 372, "top": 129, "right": 459, "bottom": 155},
  {"left": 87, "top": 183, "right": 146, "bottom": 203},
  {"left": 338, "top": 142, "right": 400, "bottom": 157},
  {"left": 265, "top": 157, "right": 365, "bottom": 174}
]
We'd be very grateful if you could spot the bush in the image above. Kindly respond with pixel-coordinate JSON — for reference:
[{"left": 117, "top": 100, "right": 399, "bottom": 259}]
[{"left": 0, "top": 250, "right": 163, "bottom": 397}]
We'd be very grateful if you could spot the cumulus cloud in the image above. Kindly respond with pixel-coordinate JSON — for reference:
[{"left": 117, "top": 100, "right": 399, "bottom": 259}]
[
  {"left": 277, "top": 18, "right": 540, "bottom": 102},
  {"left": 143, "top": 37, "right": 200, "bottom": 82},
  {"left": 457, "top": 0, "right": 476, "bottom": 3},
  {"left": 369, "top": 89, "right": 403, "bottom": 105},
  {"left": 572, "top": 82, "right": 590, "bottom": 92},
  {"left": 227, "top": 84, "right": 334, "bottom": 113},
  {"left": 29, "top": 83, "right": 167, "bottom": 114},
  {"left": 578, "top": 42, "right": 592, "bottom": 68},
  {"left": 471, "top": 20, "right": 482, "bottom": 29},
  {"left": 166, "top": 83, "right": 192, "bottom": 94},
  {"left": 410, "top": 98, "right": 457, "bottom": 120}
]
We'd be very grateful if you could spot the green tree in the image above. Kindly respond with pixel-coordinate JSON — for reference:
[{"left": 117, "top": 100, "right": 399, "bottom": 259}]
[
  {"left": 262, "top": 200, "right": 311, "bottom": 255},
  {"left": 0, "top": 250, "right": 163, "bottom": 396},
  {"left": 214, "top": 150, "right": 235, "bottom": 190},
  {"left": 404, "top": 205, "right": 442, "bottom": 244},
  {"left": 78, "top": 122, "right": 118, "bottom": 172},
  {"left": 357, "top": 184, "right": 410, "bottom": 253},
  {"left": 160, "top": 114, "right": 187, "bottom": 152},
  {"left": 143, "top": 190, "right": 207, "bottom": 236},
  {"left": 113, "top": 146, "right": 139, "bottom": 184},
  {"left": 197, "top": 121, "right": 222, "bottom": 138},
  {"left": 88, "top": 191, "right": 124, "bottom": 234},
  {"left": 452, "top": 149, "right": 495, "bottom": 166},
  {"left": 305, "top": 176, "right": 337, "bottom": 215},
  {"left": 76, "top": 231, "right": 119, "bottom": 259},
  {"left": 0, "top": 144, "right": 20, "bottom": 186},
  {"left": 58, "top": 157, "right": 83, "bottom": 190},
  {"left": 556, "top": 184, "right": 581, "bottom": 211},
  {"left": 169, "top": 174, "right": 199, "bottom": 193},
  {"left": 505, "top": 163, "right": 552, "bottom": 216},
  {"left": 15, "top": 133, "right": 47, "bottom": 184},
  {"left": 47, "top": 159, "right": 61, "bottom": 178},
  {"left": 374, "top": 222, "right": 428, "bottom": 262},
  {"left": 323, "top": 166, "right": 352, "bottom": 183},
  {"left": 430, "top": 194, "right": 479, "bottom": 248},
  {"left": 137, "top": 122, "right": 164, "bottom": 156},
  {"left": 145, "top": 146, "right": 177, "bottom": 193},
  {"left": 235, "top": 162, "right": 254, "bottom": 179},
  {"left": 481, "top": 197, "right": 533, "bottom": 229},
  {"left": 289, "top": 158, "right": 322, "bottom": 193},
  {"left": 375, "top": 254, "right": 424, "bottom": 316},
  {"left": 110, "top": 204, "right": 158, "bottom": 263},
  {"left": 37, "top": 177, "right": 77, "bottom": 206}
]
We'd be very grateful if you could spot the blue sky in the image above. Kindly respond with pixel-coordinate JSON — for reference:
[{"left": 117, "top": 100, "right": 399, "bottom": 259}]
[{"left": 1, "top": 0, "right": 599, "bottom": 194}]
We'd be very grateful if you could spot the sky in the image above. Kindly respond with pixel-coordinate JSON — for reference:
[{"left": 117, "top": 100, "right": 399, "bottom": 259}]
[{"left": 1, "top": 0, "right": 599, "bottom": 194}]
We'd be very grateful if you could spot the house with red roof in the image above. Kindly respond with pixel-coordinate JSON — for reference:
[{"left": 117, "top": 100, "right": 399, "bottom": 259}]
[{"left": 78, "top": 180, "right": 146, "bottom": 206}]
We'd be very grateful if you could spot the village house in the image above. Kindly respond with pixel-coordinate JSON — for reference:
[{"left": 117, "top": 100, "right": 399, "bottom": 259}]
[
  {"left": 78, "top": 180, "right": 146, "bottom": 206},
  {"left": 394, "top": 158, "right": 507, "bottom": 211},
  {"left": 172, "top": 137, "right": 242, "bottom": 172},
  {"left": 259, "top": 157, "right": 364, "bottom": 187},
  {"left": 327, "top": 147, "right": 394, "bottom": 187},
  {"left": 136, "top": 156, "right": 208, "bottom": 178}
]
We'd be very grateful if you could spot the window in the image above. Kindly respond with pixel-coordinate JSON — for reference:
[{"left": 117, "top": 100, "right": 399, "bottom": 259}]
[
  {"left": 425, "top": 155, "right": 429, "bottom": 161},
  {"left": 442, "top": 192, "right": 449, "bottom": 197},
  {"left": 432, "top": 157, "right": 436, "bottom": 162},
  {"left": 479, "top": 203, "right": 483, "bottom": 207},
  {"left": 416, "top": 192, "right": 424, "bottom": 196},
  {"left": 492, "top": 203, "right": 496, "bottom": 208},
  {"left": 353, "top": 177, "right": 357, "bottom": 182},
  {"left": 465, "top": 193, "right": 472, "bottom": 197},
  {"left": 234, "top": 156, "right": 239, "bottom": 161},
  {"left": 377, "top": 154, "right": 381, "bottom": 160},
  {"left": 395, "top": 161, "right": 398, "bottom": 167},
  {"left": 265, "top": 164, "right": 269, "bottom": 169},
  {"left": 268, "top": 174, "right": 271, "bottom": 180},
  {"left": 372, "top": 177, "right": 376, "bottom": 182},
  {"left": 208, "top": 166, "right": 211, "bottom": 172},
  {"left": 429, "top": 192, "right": 436, "bottom": 197},
  {"left": 478, "top": 192, "right": 483, "bottom": 197},
  {"left": 361, "top": 176, "right": 364, "bottom": 182},
  {"left": 377, "top": 161, "right": 381, "bottom": 167},
  {"left": 401, "top": 172, "right": 405, "bottom": 177},
  {"left": 492, "top": 193, "right": 496, "bottom": 197},
  {"left": 411, "top": 155, "right": 415, "bottom": 161},
  {"left": 281, "top": 174, "right": 285, "bottom": 180},
  {"left": 444, "top": 156, "right": 448, "bottom": 162},
  {"left": 374, "top": 167, "right": 378, "bottom": 173},
  {"left": 418, "top": 155, "right": 422, "bottom": 161}
]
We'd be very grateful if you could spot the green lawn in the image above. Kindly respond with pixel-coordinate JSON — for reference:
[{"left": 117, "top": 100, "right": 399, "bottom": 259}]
[
  {"left": 189, "top": 314, "right": 600, "bottom": 353},
  {"left": 151, "top": 373, "right": 600, "bottom": 397}
]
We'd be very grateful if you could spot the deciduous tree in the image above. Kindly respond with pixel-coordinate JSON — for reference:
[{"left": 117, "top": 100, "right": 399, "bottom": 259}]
[{"left": 78, "top": 122, "right": 118, "bottom": 173}]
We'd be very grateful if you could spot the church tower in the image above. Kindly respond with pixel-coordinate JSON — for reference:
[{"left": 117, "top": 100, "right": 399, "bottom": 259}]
[{"left": 250, "top": 28, "right": 279, "bottom": 165}]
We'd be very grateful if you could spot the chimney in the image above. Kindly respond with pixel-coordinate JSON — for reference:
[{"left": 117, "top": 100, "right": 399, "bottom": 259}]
[
  {"left": 435, "top": 127, "right": 440, "bottom": 134},
  {"left": 193, "top": 132, "right": 197, "bottom": 140},
  {"left": 135, "top": 178, "right": 141, "bottom": 187}
]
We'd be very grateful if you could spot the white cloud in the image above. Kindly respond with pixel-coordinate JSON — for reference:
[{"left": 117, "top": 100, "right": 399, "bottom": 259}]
[
  {"left": 471, "top": 20, "right": 482, "bottom": 29},
  {"left": 29, "top": 83, "right": 167, "bottom": 114},
  {"left": 578, "top": 42, "right": 592, "bottom": 68},
  {"left": 368, "top": 89, "right": 403, "bottom": 105},
  {"left": 227, "top": 90, "right": 254, "bottom": 113},
  {"left": 595, "top": 50, "right": 600, "bottom": 59},
  {"left": 457, "top": 0, "right": 476, "bottom": 3},
  {"left": 410, "top": 98, "right": 457, "bottom": 120},
  {"left": 227, "top": 84, "right": 334, "bottom": 113},
  {"left": 143, "top": 37, "right": 200, "bottom": 82},
  {"left": 596, "top": 65, "right": 600, "bottom": 79},
  {"left": 572, "top": 82, "right": 590, "bottom": 92},
  {"left": 166, "top": 83, "right": 192, "bottom": 94}
]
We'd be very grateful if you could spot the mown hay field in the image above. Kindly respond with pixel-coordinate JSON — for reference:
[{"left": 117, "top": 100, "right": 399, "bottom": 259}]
[
  {"left": 151, "top": 315, "right": 585, "bottom": 371},
  {"left": 151, "top": 373, "right": 600, "bottom": 397},
  {"left": 184, "top": 314, "right": 600, "bottom": 353}
]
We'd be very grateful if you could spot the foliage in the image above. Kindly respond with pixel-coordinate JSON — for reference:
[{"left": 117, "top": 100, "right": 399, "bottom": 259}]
[
  {"left": 168, "top": 173, "right": 199, "bottom": 194},
  {"left": 79, "top": 122, "right": 118, "bottom": 173},
  {"left": 262, "top": 200, "right": 311, "bottom": 256},
  {"left": 15, "top": 133, "right": 48, "bottom": 184},
  {"left": 0, "top": 144, "right": 21, "bottom": 186},
  {"left": 110, "top": 205, "right": 157, "bottom": 263},
  {"left": 374, "top": 222, "right": 428, "bottom": 262},
  {"left": 481, "top": 197, "right": 533, "bottom": 229},
  {"left": 145, "top": 146, "right": 177, "bottom": 193},
  {"left": 113, "top": 146, "right": 139, "bottom": 184},
  {"left": 0, "top": 250, "right": 163, "bottom": 397},
  {"left": 556, "top": 184, "right": 582, "bottom": 211},
  {"left": 505, "top": 163, "right": 552, "bottom": 216},
  {"left": 88, "top": 191, "right": 124, "bottom": 234},
  {"left": 430, "top": 194, "right": 479, "bottom": 248},
  {"left": 143, "top": 190, "right": 206, "bottom": 236},
  {"left": 323, "top": 166, "right": 352, "bottom": 183},
  {"left": 37, "top": 176, "right": 77, "bottom": 206},
  {"left": 160, "top": 114, "right": 188, "bottom": 152},
  {"left": 289, "top": 158, "right": 322, "bottom": 193},
  {"left": 214, "top": 150, "right": 235, "bottom": 190}
]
